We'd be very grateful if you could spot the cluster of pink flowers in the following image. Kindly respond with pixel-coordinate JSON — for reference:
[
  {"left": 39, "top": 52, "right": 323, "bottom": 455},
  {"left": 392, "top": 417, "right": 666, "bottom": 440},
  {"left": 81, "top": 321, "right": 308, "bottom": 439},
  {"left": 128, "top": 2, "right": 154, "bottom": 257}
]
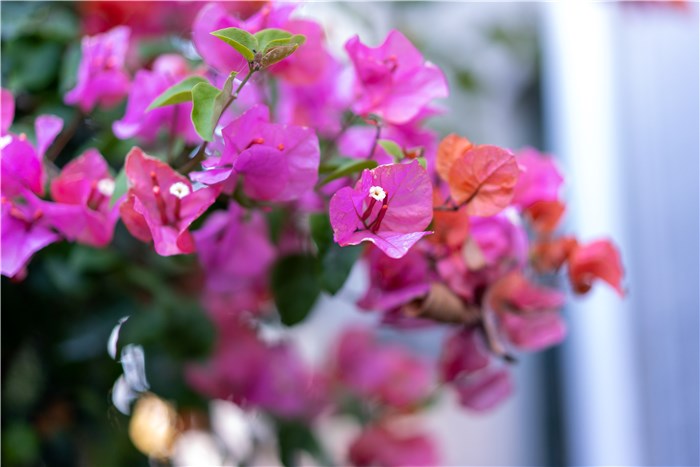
[{"left": 1, "top": 2, "right": 625, "bottom": 464}]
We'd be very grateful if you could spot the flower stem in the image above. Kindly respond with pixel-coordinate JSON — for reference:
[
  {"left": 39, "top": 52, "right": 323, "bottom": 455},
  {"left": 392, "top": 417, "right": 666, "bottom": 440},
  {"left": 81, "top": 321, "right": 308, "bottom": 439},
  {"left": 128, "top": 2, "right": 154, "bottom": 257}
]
[{"left": 179, "top": 68, "right": 256, "bottom": 174}]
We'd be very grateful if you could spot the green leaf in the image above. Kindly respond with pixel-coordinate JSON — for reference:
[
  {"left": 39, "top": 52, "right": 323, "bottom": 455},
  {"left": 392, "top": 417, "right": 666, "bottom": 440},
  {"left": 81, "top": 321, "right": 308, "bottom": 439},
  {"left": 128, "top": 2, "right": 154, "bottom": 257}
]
[
  {"left": 378, "top": 139, "right": 404, "bottom": 162},
  {"left": 320, "top": 159, "right": 378, "bottom": 185},
  {"left": 416, "top": 156, "right": 427, "bottom": 169},
  {"left": 147, "top": 76, "right": 209, "bottom": 110},
  {"left": 271, "top": 254, "right": 320, "bottom": 326},
  {"left": 190, "top": 72, "right": 236, "bottom": 142},
  {"left": 309, "top": 213, "right": 334, "bottom": 256},
  {"left": 320, "top": 243, "right": 362, "bottom": 294},
  {"left": 277, "top": 420, "right": 334, "bottom": 467},
  {"left": 310, "top": 213, "right": 362, "bottom": 295},
  {"left": 254, "top": 28, "right": 293, "bottom": 51},
  {"left": 110, "top": 167, "right": 128, "bottom": 207},
  {"left": 210, "top": 27, "right": 257, "bottom": 61}
]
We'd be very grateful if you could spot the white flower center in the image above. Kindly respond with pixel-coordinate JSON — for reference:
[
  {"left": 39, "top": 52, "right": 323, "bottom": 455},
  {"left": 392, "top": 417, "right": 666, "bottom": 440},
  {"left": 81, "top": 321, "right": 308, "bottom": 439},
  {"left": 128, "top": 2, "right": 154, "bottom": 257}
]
[
  {"left": 169, "top": 182, "right": 191, "bottom": 199},
  {"left": 97, "top": 178, "right": 115, "bottom": 196},
  {"left": 368, "top": 185, "right": 386, "bottom": 202}
]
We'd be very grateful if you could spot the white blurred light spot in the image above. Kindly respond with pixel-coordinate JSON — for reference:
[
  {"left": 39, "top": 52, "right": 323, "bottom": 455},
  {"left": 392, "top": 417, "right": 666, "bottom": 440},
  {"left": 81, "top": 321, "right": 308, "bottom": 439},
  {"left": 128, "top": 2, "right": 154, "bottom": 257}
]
[{"left": 107, "top": 316, "right": 129, "bottom": 360}]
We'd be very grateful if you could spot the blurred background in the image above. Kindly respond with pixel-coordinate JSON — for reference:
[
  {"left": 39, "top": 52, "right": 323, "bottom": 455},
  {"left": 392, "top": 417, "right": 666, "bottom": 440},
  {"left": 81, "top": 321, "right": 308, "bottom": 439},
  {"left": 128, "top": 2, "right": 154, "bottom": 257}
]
[{"left": 2, "top": 1, "right": 698, "bottom": 466}]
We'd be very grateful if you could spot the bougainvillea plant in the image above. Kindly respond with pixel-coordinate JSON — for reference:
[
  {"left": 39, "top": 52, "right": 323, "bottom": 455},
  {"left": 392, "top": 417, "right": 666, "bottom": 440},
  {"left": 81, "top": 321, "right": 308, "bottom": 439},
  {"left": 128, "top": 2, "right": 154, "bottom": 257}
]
[{"left": 0, "top": 2, "right": 625, "bottom": 465}]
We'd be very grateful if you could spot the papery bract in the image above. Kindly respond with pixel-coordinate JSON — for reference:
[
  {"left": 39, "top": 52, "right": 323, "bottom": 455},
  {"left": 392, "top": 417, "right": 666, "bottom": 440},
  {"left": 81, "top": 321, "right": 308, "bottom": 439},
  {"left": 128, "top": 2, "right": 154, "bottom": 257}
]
[
  {"left": 524, "top": 199, "right": 566, "bottom": 234},
  {"left": 193, "top": 105, "right": 320, "bottom": 202},
  {"left": 531, "top": 236, "right": 578, "bottom": 273},
  {"left": 348, "top": 421, "right": 439, "bottom": 467},
  {"left": 65, "top": 26, "right": 131, "bottom": 112},
  {"left": 345, "top": 30, "right": 448, "bottom": 125},
  {"left": 436, "top": 133, "right": 473, "bottom": 182},
  {"left": 113, "top": 54, "right": 198, "bottom": 143},
  {"left": 448, "top": 145, "right": 520, "bottom": 216},
  {"left": 119, "top": 147, "right": 217, "bottom": 256},
  {"left": 43, "top": 149, "right": 120, "bottom": 247},
  {"left": 430, "top": 189, "right": 469, "bottom": 249},
  {"left": 568, "top": 239, "right": 625, "bottom": 296},
  {"left": 329, "top": 161, "right": 433, "bottom": 259},
  {"left": 332, "top": 328, "right": 432, "bottom": 409}
]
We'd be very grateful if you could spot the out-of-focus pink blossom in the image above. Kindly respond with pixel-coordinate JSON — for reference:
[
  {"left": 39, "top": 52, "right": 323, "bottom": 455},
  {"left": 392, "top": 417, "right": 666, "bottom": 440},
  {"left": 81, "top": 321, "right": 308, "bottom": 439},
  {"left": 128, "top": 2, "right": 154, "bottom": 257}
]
[
  {"left": 119, "top": 147, "right": 217, "bottom": 256},
  {"left": 452, "top": 367, "right": 513, "bottom": 412},
  {"left": 194, "top": 202, "right": 275, "bottom": 321},
  {"left": 1, "top": 88, "right": 14, "bottom": 135},
  {"left": 332, "top": 328, "right": 433, "bottom": 409},
  {"left": 192, "top": 105, "right": 320, "bottom": 202},
  {"left": 113, "top": 54, "right": 198, "bottom": 143},
  {"left": 357, "top": 246, "right": 430, "bottom": 312},
  {"left": 348, "top": 421, "right": 440, "bottom": 467},
  {"left": 345, "top": 30, "right": 448, "bottom": 125},
  {"left": 277, "top": 59, "right": 352, "bottom": 137},
  {"left": 469, "top": 214, "right": 528, "bottom": 274},
  {"left": 329, "top": 161, "right": 433, "bottom": 259},
  {"left": 65, "top": 26, "right": 131, "bottom": 112},
  {"left": 186, "top": 322, "right": 325, "bottom": 419},
  {"left": 500, "top": 311, "right": 567, "bottom": 351},
  {"left": 512, "top": 148, "right": 564, "bottom": 210},
  {"left": 439, "top": 327, "right": 490, "bottom": 383},
  {"left": 43, "top": 149, "right": 120, "bottom": 247}
]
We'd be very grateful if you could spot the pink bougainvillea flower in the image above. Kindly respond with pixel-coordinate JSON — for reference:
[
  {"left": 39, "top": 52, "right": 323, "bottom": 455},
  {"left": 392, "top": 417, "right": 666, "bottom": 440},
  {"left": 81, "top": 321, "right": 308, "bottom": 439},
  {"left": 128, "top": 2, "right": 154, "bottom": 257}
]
[
  {"left": 524, "top": 199, "right": 566, "bottom": 234},
  {"left": 65, "top": 26, "right": 131, "bottom": 112},
  {"left": 113, "top": 54, "right": 198, "bottom": 143},
  {"left": 119, "top": 147, "right": 217, "bottom": 256},
  {"left": 511, "top": 147, "right": 564, "bottom": 210},
  {"left": 1, "top": 115, "right": 63, "bottom": 197},
  {"left": 42, "top": 149, "right": 120, "bottom": 247},
  {"left": 332, "top": 328, "right": 433, "bottom": 409},
  {"left": 348, "top": 421, "right": 440, "bottom": 467},
  {"left": 345, "top": 30, "right": 448, "bottom": 125},
  {"left": 357, "top": 246, "right": 430, "bottom": 312},
  {"left": 452, "top": 367, "right": 513, "bottom": 412},
  {"left": 568, "top": 239, "right": 625, "bottom": 296},
  {"left": 192, "top": 105, "right": 320, "bottom": 202},
  {"left": 1, "top": 88, "right": 14, "bottom": 135},
  {"left": 1, "top": 193, "right": 59, "bottom": 279},
  {"left": 439, "top": 327, "right": 490, "bottom": 383},
  {"left": 436, "top": 133, "right": 474, "bottom": 182},
  {"left": 329, "top": 161, "right": 433, "bottom": 259},
  {"left": 186, "top": 322, "right": 325, "bottom": 419},
  {"left": 0, "top": 114, "right": 64, "bottom": 278},
  {"left": 277, "top": 59, "right": 352, "bottom": 137},
  {"left": 338, "top": 108, "right": 440, "bottom": 170}
]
